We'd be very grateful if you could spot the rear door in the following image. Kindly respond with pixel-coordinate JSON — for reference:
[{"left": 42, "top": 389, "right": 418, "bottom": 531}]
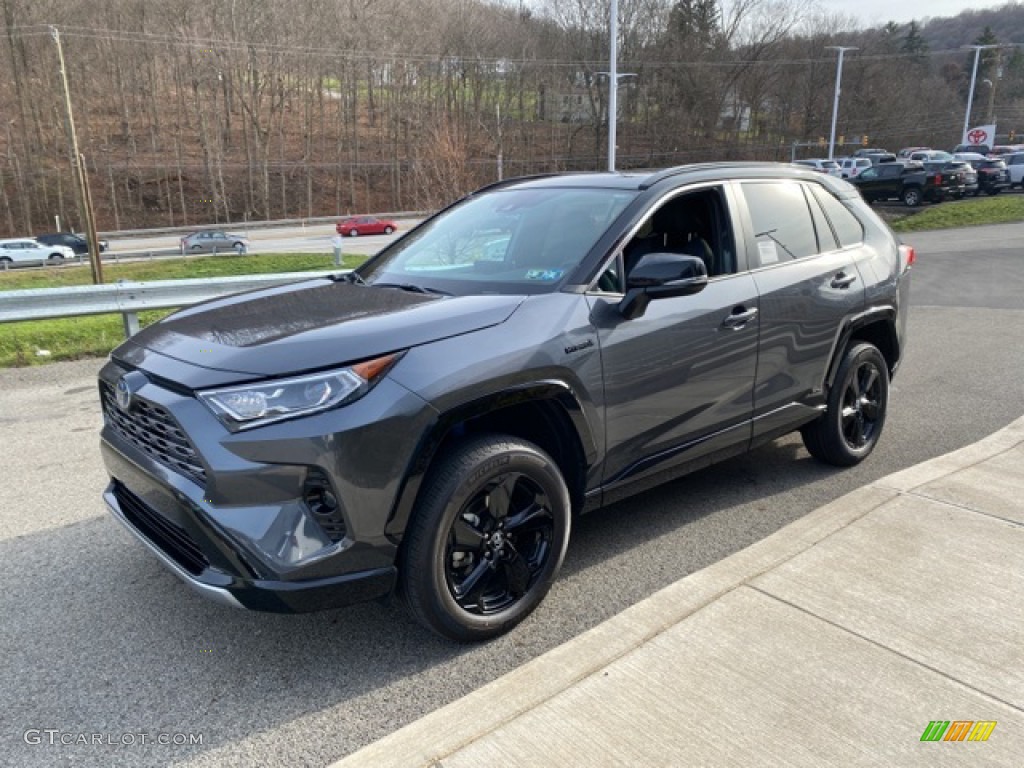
[{"left": 736, "top": 180, "right": 866, "bottom": 443}]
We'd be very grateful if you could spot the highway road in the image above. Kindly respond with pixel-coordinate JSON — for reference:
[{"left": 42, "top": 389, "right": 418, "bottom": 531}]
[
  {"left": 1, "top": 223, "right": 1022, "bottom": 768},
  {"left": 102, "top": 219, "right": 424, "bottom": 261}
]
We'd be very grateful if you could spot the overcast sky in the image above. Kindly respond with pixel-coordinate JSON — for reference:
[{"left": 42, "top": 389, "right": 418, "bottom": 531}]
[{"left": 814, "top": 0, "right": 1006, "bottom": 27}]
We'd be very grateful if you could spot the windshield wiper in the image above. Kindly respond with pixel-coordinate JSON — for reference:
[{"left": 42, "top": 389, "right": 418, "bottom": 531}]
[
  {"left": 329, "top": 271, "right": 366, "bottom": 285},
  {"left": 372, "top": 282, "right": 451, "bottom": 296}
]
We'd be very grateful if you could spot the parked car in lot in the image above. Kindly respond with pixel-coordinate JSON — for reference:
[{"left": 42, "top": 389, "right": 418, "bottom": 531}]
[
  {"left": 336, "top": 216, "right": 397, "bottom": 237},
  {"left": 35, "top": 232, "right": 109, "bottom": 255},
  {"left": 0, "top": 238, "right": 76, "bottom": 267},
  {"left": 897, "top": 146, "right": 931, "bottom": 158},
  {"left": 952, "top": 143, "right": 991, "bottom": 155},
  {"left": 921, "top": 160, "right": 974, "bottom": 198},
  {"left": 849, "top": 161, "right": 952, "bottom": 206},
  {"left": 793, "top": 158, "right": 843, "bottom": 177},
  {"left": 179, "top": 230, "right": 249, "bottom": 254},
  {"left": 100, "top": 163, "right": 912, "bottom": 641},
  {"left": 969, "top": 157, "right": 1011, "bottom": 195},
  {"left": 838, "top": 157, "right": 873, "bottom": 179},
  {"left": 1004, "top": 152, "right": 1024, "bottom": 187}
]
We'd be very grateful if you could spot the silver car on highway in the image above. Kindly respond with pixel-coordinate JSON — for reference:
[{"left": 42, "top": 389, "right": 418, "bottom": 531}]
[{"left": 180, "top": 230, "right": 249, "bottom": 254}]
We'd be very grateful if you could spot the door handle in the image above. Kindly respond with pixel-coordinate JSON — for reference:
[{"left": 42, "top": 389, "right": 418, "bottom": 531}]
[
  {"left": 831, "top": 272, "right": 857, "bottom": 289},
  {"left": 722, "top": 307, "right": 758, "bottom": 329}
]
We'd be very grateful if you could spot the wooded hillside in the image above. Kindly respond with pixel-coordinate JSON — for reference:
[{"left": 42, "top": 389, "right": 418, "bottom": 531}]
[{"left": 1, "top": 0, "right": 1021, "bottom": 236}]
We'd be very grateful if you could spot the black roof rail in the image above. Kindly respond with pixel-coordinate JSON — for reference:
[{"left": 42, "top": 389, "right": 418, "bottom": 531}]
[{"left": 636, "top": 161, "right": 791, "bottom": 189}]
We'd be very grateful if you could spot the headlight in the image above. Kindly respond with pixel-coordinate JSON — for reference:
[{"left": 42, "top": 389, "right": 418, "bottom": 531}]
[{"left": 198, "top": 353, "right": 401, "bottom": 430}]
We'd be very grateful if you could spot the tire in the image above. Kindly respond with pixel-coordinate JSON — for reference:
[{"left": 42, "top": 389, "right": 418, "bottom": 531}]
[
  {"left": 232, "top": 241, "right": 246, "bottom": 253},
  {"left": 384, "top": 226, "right": 394, "bottom": 234},
  {"left": 902, "top": 187, "right": 921, "bottom": 207},
  {"left": 191, "top": 245, "right": 202, "bottom": 252},
  {"left": 348, "top": 229, "right": 358, "bottom": 237},
  {"left": 400, "top": 435, "right": 571, "bottom": 642},
  {"left": 0, "top": 256, "right": 12, "bottom": 268},
  {"left": 801, "top": 342, "right": 889, "bottom": 467},
  {"left": 47, "top": 253, "right": 64, "bottom": 264},
  {"left": 987, "top": 188, "right": 1000, "bottom": 196}
]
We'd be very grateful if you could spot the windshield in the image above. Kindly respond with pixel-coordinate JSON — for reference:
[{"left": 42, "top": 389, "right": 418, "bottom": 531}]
[{"left": 358, "top": 186, "right": 636, "bottom": 295}]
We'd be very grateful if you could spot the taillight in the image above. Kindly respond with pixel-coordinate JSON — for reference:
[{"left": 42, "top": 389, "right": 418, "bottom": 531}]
[
  {"left": 934, "top": 173, "right": 942, "bottom": 184},
  {"left": 898, "top": 244, "right": 915, "bottom": 272}
]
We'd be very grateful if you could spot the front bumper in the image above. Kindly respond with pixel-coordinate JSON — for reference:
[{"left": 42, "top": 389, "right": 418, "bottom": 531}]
[{"left": 98, "top": 358, "right": 435, "bottom": 613}]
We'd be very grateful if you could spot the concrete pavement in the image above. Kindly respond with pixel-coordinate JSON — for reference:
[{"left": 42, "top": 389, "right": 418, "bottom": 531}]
[{"left": 333, "top": 415, "right": 1024, "bottom": 767}]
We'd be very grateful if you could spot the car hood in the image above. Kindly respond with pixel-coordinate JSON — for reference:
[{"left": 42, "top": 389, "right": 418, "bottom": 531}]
[{"left": 120, "top": 278, "right": 525, "bottom": 379}]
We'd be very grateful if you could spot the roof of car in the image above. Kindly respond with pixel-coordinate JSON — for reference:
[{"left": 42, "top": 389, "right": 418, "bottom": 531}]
[{"left": 487, "top": 162, "right": 833, "bottom": 193}]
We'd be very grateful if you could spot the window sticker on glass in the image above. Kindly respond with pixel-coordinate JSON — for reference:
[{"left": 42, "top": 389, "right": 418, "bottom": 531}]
[
  {"left": 525, "top": 268, "right": 564, "bottom": 281},
  {"left": 758, "top": 240, "right": 779, "bottom": 265}
]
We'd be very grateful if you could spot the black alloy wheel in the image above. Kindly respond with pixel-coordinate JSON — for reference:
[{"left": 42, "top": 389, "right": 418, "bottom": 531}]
[
  {"left": 801, "top": 342, "right": 889, "bottom": 467},
  {"left": 444, "top": 472, "right": 554, "bottom": 615},
  {"left": 401, "top": 435, "right": 571, "bottom": 642}
]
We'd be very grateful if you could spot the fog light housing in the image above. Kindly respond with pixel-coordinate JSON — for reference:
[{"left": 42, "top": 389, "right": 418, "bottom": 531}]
[{"left": 304, "top": 468, "right": 347, "bottom": 543}]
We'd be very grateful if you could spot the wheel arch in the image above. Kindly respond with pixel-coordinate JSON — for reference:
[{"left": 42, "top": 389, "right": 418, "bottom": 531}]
[
  {"left": 385, "top": 381, "right": 597, "bottom": 542},
  {"left": 826, "top": 308, "right": 900, "bottom": 390}
]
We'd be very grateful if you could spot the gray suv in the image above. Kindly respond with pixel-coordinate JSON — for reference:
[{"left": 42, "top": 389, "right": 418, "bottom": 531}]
[{"left": 99, "top": 164, "right": 912, "bottom": 641}]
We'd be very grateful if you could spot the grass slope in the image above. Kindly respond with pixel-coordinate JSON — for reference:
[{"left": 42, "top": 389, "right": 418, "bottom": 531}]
[
  {"left": 889, "top": 194, "right": 1024, "bottom": 233},
  {"left": 0, "top": 252, "right": 366, "bottom": 367}
]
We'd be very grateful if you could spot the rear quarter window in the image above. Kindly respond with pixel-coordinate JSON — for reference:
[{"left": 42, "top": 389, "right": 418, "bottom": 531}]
[{"left": 811, "top": 187, "right": 864, "bottom": 247}]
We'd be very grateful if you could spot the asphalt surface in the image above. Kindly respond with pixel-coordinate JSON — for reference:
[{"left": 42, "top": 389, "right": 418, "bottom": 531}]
[{"left": 1, "top": 223, "right": 1022, "bottom": 767}]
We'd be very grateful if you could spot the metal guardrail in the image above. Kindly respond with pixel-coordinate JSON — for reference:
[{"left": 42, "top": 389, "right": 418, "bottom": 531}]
[{"left": 0, "top": 270, "right": 348, "bottom": 336}]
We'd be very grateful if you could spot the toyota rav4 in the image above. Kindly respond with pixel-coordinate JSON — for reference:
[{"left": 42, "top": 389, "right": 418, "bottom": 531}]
[{"left": 99, "top": 164, "right": 912, "bottom": 641}]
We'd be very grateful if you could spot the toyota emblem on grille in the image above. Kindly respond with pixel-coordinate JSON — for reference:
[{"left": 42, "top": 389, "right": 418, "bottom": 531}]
[{"left": 115, "top": 376, "right": 134, "bottom": 411}]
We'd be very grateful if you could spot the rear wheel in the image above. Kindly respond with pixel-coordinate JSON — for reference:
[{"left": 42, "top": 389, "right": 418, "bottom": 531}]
[
  {"left": 349, "top": 229, "right": 359, "bottom": 237},
  {"left": 384, "top": 226, "right": 394, "bottom": 234},
  {"left": 801, "top": 342, "right": 889, "bottom": 467},
  {"left": 401, "top": 435, "right": 571, "bottom": 642},
  {"left": 0, "top": 256, "right": 12, "bottom": 268},
  {"left": 47, "top": 253, "right": 64, "bottom": 264},
  {"left": 902, "top": 187, "right": 921, "bottom": 207},
  {"left": 987, "top": 188, "right": 1000, "bottom": 196}
]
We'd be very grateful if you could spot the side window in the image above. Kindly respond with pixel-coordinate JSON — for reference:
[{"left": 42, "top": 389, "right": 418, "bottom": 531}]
[
  {"left": 741, "top": 182, "right": 818, "bottom": 265},
  {"left": 811, "top": 187, "right": 864, "bottom": 247},
  {"left": 612, "top": 187, "right": 737, "bottom": 289},
  {"left": 805, "top": 187, "right": 838, "bottom": 252},
  {"left": 859, "top": 168, "right": 878, "bottom": 180}
]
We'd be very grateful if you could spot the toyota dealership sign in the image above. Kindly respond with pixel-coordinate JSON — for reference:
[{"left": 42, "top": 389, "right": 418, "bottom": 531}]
[{"left": 963, "top": 124, "right": 996, "bottom": 147}]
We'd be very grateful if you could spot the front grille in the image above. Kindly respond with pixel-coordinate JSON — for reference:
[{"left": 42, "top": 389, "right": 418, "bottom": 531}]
[
  {"left": 101, "top": 381, "right": 206, "bottom": 486},
  {"left": 112, "top": 481, "right": 210, "bottom": 576}
]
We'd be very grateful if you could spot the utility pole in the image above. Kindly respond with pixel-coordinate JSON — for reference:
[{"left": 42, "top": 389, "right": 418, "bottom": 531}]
[
  {"left": 52, "top": 25, "right": 103, "bottom": 283},
  {"left": 826, "top": 46, "right": 857, "bottom": 161}
]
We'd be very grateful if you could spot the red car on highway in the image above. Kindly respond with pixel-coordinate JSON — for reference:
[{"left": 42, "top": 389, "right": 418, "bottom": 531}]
[{"left": 336, "top": 216, "right": 397, "bottom": 237}]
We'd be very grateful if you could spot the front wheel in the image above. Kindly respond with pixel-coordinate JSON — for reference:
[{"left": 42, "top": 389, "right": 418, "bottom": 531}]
[
  {"left": 902, "top": 187, "right": 921, "bottom": 207},
  {"left": 400, "top": 435, "right": 571, "bottom": 642},
  {"left": 801, "top": 342, "right": 889, "bottom": 467},
  {"left": 987, "top": 188, "right": 1000, "bottom": 196},
  {"left": 348, "top": 229, "right": 359, "bottom": 237},
  {"left": 384, "top": 226, "right": 394, "bottom": 234}
]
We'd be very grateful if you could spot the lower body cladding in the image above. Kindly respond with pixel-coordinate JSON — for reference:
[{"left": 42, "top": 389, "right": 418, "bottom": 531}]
[{"left": 98, "top": 363, "right": 435, "bottom": 613}]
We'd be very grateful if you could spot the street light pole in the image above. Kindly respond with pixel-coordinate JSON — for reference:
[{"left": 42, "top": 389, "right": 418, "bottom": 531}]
[
  {"left": 826, "top": 46, "right": 857, "bottom": 161},
  {"left": 608, "top": 0, "right": 618, "bottom": 172},
  {"left": 962, "top": 44, "right": 1001, "bottom": 143}
]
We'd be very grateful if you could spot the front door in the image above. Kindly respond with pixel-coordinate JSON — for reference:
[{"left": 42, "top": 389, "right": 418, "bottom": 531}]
[{"left": 590, "top": 185, "right": 759, "bottom": 496}]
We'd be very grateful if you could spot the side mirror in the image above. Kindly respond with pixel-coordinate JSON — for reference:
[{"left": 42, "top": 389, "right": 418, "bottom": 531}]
[{"left": 619, "top": 252, "right": 708, "bottom": 320}]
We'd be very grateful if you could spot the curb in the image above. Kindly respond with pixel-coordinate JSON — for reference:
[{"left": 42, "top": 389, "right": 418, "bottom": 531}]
[{"left": 330, "top": 414, "right": 1024, "bottom": 768}]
